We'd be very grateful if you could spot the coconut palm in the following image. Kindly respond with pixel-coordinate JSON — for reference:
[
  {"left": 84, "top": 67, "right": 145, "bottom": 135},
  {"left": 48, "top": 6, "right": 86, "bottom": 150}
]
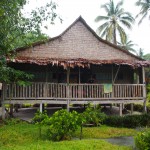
[
  {"left": 136, "top": 0, "right": 150, "bottom": 24},
  {"left": 118, "top": 37, "right": 137, "bottom": 53},
  {"left": 95, "top": 0, "right": 135, "bottom": 45},
  {"left": 136, "top": 48, "right": 144, "bottom": 58}
]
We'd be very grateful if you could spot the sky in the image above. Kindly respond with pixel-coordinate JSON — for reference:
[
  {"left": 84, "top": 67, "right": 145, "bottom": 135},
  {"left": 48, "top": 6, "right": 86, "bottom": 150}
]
[{"left": 24, "top": 0, "right": 150, "bottom": 55}]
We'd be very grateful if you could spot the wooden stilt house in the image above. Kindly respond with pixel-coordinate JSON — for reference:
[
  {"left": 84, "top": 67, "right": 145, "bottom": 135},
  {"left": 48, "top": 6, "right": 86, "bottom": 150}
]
[{"left": 1, "top": 16, "right": 150, "bottom": 118}]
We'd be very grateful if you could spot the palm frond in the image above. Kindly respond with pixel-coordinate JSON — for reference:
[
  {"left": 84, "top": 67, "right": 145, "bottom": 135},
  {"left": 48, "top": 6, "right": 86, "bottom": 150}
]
[
  {"left": 120, "top": 20, "right": 132, "bottom": 29},
  {"left": 138, "top": 11, "right": 148, "bottom": 24},
  {"left": 101, "top": 26, "right": 109, "bottom": 38},
  {"left": 95, "top": 16, "right": 109, "bottom": 22},
  {"left": 101, "top": 3, "right": 110, "bottom": 14},
  {"left": 136, "top": 0, "right": 150, "bottom": 24},
  {"left": 115, "top": 0, "right": 123, "bottom": 13},
  {"left": 120, "top": 16, "right": 135, "bottom": 23},
  {"left": 96, "top": 22, "right": 109, "bottom": 35}
]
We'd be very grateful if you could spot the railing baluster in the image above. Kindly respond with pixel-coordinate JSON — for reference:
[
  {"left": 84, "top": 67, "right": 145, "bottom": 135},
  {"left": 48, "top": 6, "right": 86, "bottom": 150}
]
[{"left": 4, "top": 83, "right": 144, "bottom": 101}]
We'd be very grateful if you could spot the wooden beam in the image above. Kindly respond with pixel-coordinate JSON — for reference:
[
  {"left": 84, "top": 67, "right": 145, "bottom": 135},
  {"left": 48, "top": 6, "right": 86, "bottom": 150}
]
[{"left": 113, "top": 65, "right": 120, "bottom": 84}]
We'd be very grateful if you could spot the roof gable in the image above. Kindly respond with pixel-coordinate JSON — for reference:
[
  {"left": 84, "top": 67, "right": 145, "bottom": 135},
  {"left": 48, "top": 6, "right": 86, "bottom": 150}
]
[{"left": 13, "top": 16, "right": 150, "bottom": 68}]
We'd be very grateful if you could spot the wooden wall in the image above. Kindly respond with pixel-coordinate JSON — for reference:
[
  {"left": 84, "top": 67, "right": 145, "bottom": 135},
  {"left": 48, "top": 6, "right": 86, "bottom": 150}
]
[{"left": 9, "top": 63, "right": 139, "bottom": 84}]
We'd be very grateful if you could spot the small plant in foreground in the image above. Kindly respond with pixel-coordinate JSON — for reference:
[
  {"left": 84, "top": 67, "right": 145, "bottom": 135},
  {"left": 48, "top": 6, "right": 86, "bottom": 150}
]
[
  {"left": 135, "top": 129, "right": 150, "bottom": 150},
  {"left": 32, "top": 110, "right": 49, "bottom": 124},
  {"left": 32, "top": 110, "right": 49, "bottom": 137},
  {"left": 4, "top": 118, "right": 21, "bottom": 125},
  {"left": 82, "top": 106, "right": 106, "bottom": 126},
  {"left": 47, "top": 109, "right": 83, "bottom": 141}
]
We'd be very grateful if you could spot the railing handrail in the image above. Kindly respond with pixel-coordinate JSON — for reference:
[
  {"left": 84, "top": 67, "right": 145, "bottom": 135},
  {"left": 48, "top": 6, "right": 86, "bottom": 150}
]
[{"left": 6, "top": 82, "right": 145, "bottom": 86}]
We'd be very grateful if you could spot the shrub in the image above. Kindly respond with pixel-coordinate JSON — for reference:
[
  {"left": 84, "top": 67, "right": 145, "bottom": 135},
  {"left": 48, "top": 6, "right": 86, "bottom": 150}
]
[
  {"left": 47, "top": 109, "right": 83, "bottom": 141},
  {"left": 32, "top": 110, "right": 49, "bottom": 124},
  {"left": 32, "top": 110, "right": 49, "bottom": 137},
  {"left": 103, "top": 114, "right": 150, "bottom": 128},
  {"left": 124, "top": 104, "right": 143, "bottom": 112},
  {"left": 135, "top": 129, "right": 150, "bottom": 150},
  {"left": 82, "top": 106, "right": 106, "bottom": 126}
]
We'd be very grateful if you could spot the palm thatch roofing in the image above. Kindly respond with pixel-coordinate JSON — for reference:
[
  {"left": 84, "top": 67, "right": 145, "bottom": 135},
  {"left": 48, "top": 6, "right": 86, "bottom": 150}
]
[{"left": 10, "top": 16, "right": 150, "bottom": 69}]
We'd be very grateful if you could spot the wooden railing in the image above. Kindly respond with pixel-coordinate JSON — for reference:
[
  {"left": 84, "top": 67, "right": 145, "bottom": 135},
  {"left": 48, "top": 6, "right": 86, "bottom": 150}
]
[{"left": 5, "top": 83, "right": 144, "bottom": 100}]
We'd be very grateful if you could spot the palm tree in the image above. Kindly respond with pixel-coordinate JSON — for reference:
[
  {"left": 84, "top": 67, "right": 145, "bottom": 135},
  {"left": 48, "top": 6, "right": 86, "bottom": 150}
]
[
  {"left": 118, "top": 37, "right": 137, "bottom": 53},
  {"left": 136, "top": 0, "right": 150, "bottom": 24},
  {"left": 136, "top": 48, "right": 144, "bottom": 58},
  {"left": 95, "top": 0, "right": 135, "bottom": 45}
]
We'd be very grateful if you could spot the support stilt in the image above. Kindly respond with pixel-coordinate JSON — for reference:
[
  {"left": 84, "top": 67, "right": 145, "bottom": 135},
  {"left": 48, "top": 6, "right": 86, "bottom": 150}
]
[
  {"left": 2, "top": 103, "right": 5, "bottom": 120},
  {"left": 119, "top": 103, "right": 122, "bottom": 116},
  {"left": 131, "top": 103, "right": 134, "bottom": 115},
  {"left": 142, "top": 67, "right": 147, "bottom": 113},
  {"left": 67, "top": 99, "right": 70, "bottom": 112},
  {"left": 143, "top": 100, "right": 147, "bottom": 113},
  {"left": 40, "top": 103, "right": 43, "bottom": 113},
  {"left": 2, "top": 83, "right": 5, "bottom": 119},
  {"left": 66, "top": 66, "right": 70, "bottom": 112}
]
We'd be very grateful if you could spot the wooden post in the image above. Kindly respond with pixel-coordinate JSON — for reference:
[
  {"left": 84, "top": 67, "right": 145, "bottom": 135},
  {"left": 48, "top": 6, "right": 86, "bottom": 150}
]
[
  {"left": 67, "top": 67, "right": 70, "bottom": 112},
  {"left": 122, "top": 103, "right": 125, "bottom": 109},
  {"left": 79, "top": 67, "right": 81, "bottom": 84},
  {"left": 142, "top": 67, "right": 147, "bottom": 113},
  {"left": 2, "top": 83, "right": 5, "bottom": 119},
  {"left": 131, "top": 103, "right": 134, "bottom": 115},
  {"left": 119, "top": 103, "right": 122, "bottom": 116},
  {"left": 112, "top": 65, "right": 114, "bottom": 99}
]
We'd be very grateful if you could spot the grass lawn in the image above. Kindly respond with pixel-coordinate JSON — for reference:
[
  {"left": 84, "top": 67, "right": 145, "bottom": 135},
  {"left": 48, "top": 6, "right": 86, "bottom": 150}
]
[{"left": 0, "top": 120, "right": 136, "bottom": 150}]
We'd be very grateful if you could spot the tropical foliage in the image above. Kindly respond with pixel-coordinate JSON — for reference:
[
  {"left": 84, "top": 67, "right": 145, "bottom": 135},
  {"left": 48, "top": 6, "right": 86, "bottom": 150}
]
[
  {"left": 118, "top": 38, "right": 136, "bottom": 53},
  {"left": 135, "top": 129, "right": 150, "bottom": 150},
  {"left": 136, "top": 48, "right": 144, "bottom": 58},
  {"left": 95, "top": 0, "right": 135, "bottom": 44},
  {"left": 0, "top": 0, "right": 58, "bottom": 83},
  {"left": 136, "top": 0, "right": 150, "bottom": 24},
  {"left": 143, "top": 53, "right": 150, "bottom": 60}
]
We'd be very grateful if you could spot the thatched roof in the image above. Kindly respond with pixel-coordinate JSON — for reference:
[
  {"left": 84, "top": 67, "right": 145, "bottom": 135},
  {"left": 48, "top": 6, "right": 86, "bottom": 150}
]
[{"left": 11, "top": 16, "right": 150, "bottom": 68}]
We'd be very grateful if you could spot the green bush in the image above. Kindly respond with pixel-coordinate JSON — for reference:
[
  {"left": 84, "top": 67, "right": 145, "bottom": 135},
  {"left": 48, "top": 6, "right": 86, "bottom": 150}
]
[
  {"left": 124, "top": 104, "right": 143, "bottom": 112},
  {"left": 32, "top": 110, "right": 49, "bottom": 137},
  {"left": 135, "top": 129, "right": 150, "bottom": 150},
  {"left": 32, "top": 110, "right": 49, "bottom": 124},
  {"left": 82, "top": 106, "right": 106, "bottom": 126},
  {"left": 103, "top": 114, "right": 150, "bottom": 128},
  {"left": 47, "top": 109, "right": 83, "bottom": 141},
  {"left": 147, "top": 84, "right": 150, "bottom": 101}
]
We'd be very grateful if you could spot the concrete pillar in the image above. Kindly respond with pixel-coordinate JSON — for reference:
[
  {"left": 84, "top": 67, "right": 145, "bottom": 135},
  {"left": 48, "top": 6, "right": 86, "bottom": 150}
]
[
  {"left": 122, "top": 104, "right": 125, "bottom": 109},
  {"left": 2, "top": 83, "right": 5, "bottom": 119},
  {"left": 131, "top": 103, "right": 134, "bottom": 115},
  {"left": 2, "top": 103, "right": 5, "bottom": 120},
  {"left": 119, "top": 103, "right": 122, "bottom": 116},
  {"left": 142, "top": 67, "right": 147, "bottom": 113},
  {"left": 40, "top": 103, "right": 43, "bottom": 113},
  {"left": 67, "top": 99, "right": 70, "bottom": 112},
  {"left": 67, "top": 67, "right": 70, "bottom": 112},
  {"left": 143, "top": 100, "right": 147, "bottom": 113}
]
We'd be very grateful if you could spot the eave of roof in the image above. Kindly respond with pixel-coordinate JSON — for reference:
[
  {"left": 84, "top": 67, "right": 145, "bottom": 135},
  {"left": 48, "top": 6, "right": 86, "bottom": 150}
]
[{"left": 8, "top": 56, "right": 150, "bottom": 69}]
